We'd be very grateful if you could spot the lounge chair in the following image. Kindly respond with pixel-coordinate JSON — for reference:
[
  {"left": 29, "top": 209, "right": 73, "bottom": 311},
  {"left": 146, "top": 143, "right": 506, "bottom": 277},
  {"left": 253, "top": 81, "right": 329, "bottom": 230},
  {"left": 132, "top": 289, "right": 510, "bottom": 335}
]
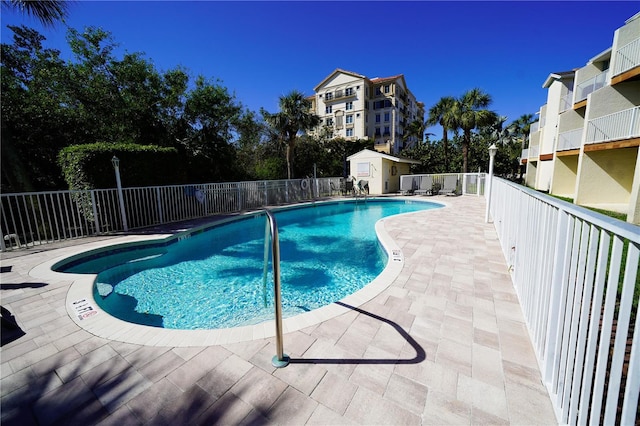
[
  {"left": 439, "top": 175, "right": 459, "bottom": 195},
  {"left": 400, "top": 176, "right": 415, "bottom": 195},
  {"left": 415, "top": 176, "right": 433, "bottom": 195}
]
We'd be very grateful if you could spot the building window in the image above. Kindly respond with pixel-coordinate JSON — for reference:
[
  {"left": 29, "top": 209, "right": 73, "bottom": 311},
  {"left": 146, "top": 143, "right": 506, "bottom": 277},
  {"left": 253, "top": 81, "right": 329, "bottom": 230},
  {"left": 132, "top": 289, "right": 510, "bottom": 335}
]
[
  {"left": 346, "top": 114, "right": 353, "bottom": 124},
  {"left": 345, "top": 87, "right": 353, "bottom": 96},
  {"left": 346, "top": 101, "right": 353, "bottom": 111},
  {"left": 384, "top": 126, "right": 390, "bottom": 135},
  {"left": 326, "top": 118, "right": 333, "bottom": 126},
  {"left": 375, "top": 87, "right": 382, "bottom": 96},
  {"left": 325, "top": 92, "right": 333, "bottom": 101},
  {"left": 384, "top": 112, "right": 390, "bottom": 122},
  {"left": 384, "top": 85, "right": 390, "bottom": 93},
  {"left": 375, "top": 127, "right": 381, "bottom": 136},
  {"left": 326, "top": 106, "right": 332, "bottom": 114},
  {"left": 346, "top": 128, "right": 354, "bottom": 137},
  {"left": 375, "top": 114, "right": 381, "bottom": 123},
  {"left": 365, "top": 101, "right": 369, "bottom": 109}
]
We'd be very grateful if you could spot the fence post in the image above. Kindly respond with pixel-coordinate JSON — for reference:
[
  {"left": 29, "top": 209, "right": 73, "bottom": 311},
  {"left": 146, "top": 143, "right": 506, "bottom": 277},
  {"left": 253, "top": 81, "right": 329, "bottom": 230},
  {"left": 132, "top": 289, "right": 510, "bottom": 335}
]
[
  {"left": 155, "top": 187, "right": 164, "bottom": 224},
  {"left": 90, "top": 191, "right": 100, "bottom": 234}
]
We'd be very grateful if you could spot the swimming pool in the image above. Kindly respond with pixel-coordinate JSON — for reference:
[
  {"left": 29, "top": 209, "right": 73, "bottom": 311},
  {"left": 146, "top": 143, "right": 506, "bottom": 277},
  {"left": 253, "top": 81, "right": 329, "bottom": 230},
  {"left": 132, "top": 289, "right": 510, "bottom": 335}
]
[{"left": 54, "top": 199, "right": 441, "bottom": 331}]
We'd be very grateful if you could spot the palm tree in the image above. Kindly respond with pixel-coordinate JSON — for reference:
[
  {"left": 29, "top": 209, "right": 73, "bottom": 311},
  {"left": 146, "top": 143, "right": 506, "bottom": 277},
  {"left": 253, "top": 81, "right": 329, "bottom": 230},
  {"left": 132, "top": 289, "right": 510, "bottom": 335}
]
[
  {"left": 2, "top": 0, "right": 70, "bottom": 26},
  {"left": 426, "top": 96, "right": 457, "bottom": 172},
  {"left": 456, "top": 88, "right": 497, "bottom": 174},
  {"left": 512, "top": 113, "right": 536, "bottom": 148},
  {"left": 261, "top": 90, "right": 320, "bottom": 179},
  {"left": 403, "top": 119, "right": 426, "bottom": 148}
]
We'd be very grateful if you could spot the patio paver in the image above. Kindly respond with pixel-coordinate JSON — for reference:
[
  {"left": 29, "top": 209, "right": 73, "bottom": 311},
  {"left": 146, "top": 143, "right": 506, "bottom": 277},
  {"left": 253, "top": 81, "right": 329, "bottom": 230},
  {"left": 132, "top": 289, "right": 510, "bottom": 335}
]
[{"left": 0, "top": 195, "right": 557, "bottom": 425}]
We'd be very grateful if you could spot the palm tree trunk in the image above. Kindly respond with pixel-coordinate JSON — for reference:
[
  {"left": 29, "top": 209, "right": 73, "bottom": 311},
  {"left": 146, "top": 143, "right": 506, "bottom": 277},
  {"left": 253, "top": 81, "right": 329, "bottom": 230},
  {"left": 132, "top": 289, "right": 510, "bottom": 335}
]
[
  {"left": 286, "top": 141, "right": 293, "bottom": 179},
  {"left": 443, "top": 126, "right": 449, "bottom": 172},
  {"left": 462, "top": 130, "right": 471, "bottom": 174}
]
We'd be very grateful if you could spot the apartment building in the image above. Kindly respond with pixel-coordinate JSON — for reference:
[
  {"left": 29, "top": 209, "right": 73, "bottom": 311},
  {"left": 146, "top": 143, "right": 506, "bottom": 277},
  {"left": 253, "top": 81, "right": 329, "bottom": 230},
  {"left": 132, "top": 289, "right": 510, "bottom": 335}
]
[
  {"left": 523, "top": 12, "right": 640, "bottom": 224},
  {"left": 308, "top": 69, "right": 425, "bottom": 155}
]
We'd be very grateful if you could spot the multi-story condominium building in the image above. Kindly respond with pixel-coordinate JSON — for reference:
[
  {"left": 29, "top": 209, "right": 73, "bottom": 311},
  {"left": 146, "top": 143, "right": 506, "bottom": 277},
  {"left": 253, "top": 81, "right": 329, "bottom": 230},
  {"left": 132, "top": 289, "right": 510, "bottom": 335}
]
[
  {"left": 522, "top": 12, "right": 640, "bottom": 224},
  {"left": 308, "top": 69, "right": 425, "bottom": 155}
]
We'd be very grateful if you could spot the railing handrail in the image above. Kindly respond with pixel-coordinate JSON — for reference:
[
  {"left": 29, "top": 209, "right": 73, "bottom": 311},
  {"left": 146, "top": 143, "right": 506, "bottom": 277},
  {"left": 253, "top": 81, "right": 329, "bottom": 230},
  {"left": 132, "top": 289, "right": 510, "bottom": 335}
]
[
  {"left": 489, "top": 177, "right": 639, "bottom": 425},
  {"left": 613, "top": 37, "right": 640, "bottom": 75},
  {"left": 264, "top": 209, "right": 289, "bottom": 368},
  {"left": 497, "top": 178, "right": 639, "bottom": 241}
]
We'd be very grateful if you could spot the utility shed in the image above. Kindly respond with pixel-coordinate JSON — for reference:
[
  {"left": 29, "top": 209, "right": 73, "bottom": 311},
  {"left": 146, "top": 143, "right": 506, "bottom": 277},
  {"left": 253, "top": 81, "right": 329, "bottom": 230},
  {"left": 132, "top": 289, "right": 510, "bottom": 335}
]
[{"left": 346, "top": 149, "right": 420, "bottom": 194}]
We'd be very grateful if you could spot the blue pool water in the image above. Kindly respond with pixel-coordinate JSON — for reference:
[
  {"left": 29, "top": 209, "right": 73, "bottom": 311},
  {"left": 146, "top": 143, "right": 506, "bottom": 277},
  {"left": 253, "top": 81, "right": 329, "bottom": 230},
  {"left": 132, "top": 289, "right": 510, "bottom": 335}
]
[{"left": 56, "top": 199, "right": 440, "bottom": 329}]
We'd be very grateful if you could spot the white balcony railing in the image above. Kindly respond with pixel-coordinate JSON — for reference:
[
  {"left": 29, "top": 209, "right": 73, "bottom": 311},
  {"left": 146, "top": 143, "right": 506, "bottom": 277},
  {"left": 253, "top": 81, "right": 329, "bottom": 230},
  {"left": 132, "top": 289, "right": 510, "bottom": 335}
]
[
  {"left": 521, "top": 148, "right": 529, "bottom": 162},
  {"left": 530, "top": 121, "right": 540, "bottom": 133},
  {"left": 613, "top": 37, "right": 640, "bottom": 76},
  {"left": 529, "top": 144, "right": 540, "bottom": 158},
  {"left": 575, "top": 70, "right": 609, "bottom": 103},
  {"left": 585, "top": 106, "right": 640, "bottom": 144},
  {"left": 560, "top": 91, "right": 573, "bottom": 112},
  {"left": 557, "top": 128, "right": 583, "bottom": 151}
]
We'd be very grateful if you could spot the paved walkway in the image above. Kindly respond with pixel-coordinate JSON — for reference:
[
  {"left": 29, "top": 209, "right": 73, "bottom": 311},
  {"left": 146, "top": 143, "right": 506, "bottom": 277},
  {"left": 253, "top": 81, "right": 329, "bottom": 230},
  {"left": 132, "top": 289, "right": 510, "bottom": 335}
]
[{"left": 0, "top": 195, "right": 557, "bottom": 425}]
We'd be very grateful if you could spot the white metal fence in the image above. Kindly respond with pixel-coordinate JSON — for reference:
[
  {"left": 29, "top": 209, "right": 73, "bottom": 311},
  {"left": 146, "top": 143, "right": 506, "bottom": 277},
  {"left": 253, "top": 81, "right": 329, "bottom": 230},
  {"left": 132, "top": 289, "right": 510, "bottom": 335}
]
[
  {"left": 557, "top": 128, "right": 583, "bottom": 151},
  {"left": 489, "top": 177, "right": 639, "bottom": 425},
  {"left": 576, "top": 70, "right": 609, "bottom": 103},
  {"left": 614, "top": 37, "right": 640, "bottom": 76},
  {"left": 585, "top": 105, "right": 640, "bottom": 144},
  {"left": 0, "top": 178, "right": 341, "bottom": 251},
  {"left": 399, "top": 173, "right": 485, "bottom": 196}
]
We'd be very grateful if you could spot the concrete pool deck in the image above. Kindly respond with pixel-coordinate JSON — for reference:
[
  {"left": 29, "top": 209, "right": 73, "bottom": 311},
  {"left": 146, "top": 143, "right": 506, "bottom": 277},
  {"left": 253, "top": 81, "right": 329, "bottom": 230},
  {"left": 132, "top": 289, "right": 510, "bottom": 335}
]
[{"left": 0, "top": 195, "right": 557, "bottom": 425}]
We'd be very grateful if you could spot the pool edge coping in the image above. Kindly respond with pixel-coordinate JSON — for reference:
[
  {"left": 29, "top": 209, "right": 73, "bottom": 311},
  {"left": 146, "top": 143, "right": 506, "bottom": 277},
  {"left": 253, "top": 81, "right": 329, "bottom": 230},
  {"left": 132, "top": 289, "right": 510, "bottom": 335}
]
[{"left": 31, "top": 197, "right": 445, "bottom": 347}]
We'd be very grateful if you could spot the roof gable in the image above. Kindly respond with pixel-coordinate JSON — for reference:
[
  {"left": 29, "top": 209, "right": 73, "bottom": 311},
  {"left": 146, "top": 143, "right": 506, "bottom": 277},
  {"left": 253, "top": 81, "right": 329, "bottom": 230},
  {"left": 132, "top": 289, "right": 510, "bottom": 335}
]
[{"left": 314, "top": 69, "right": 367, "bottom": 91}]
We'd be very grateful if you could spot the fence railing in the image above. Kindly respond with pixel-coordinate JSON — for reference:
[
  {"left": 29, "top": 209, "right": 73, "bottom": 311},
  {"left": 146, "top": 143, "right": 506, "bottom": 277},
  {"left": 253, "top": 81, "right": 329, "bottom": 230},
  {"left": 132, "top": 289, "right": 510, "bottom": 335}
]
[
  {"left": 585, "top": 105, "right": 640, "bottom": 144},
  {"left": 613, "top": 37, "right": 640, "bottom": 76},
  {"left": 0, "top": 178, "right": 341, "bottom": 251},
  {"left": 575, "top": 69, "right": 609, "bottom": 103},
  {"left": 557, "top": 128, "right": 583, "bottom": 151},
  {"left": 560, "top": 91, "right": 574, "bottom": 113},
  {"left": 399, "top": 173, "right": 485, "bottom": 197},
  {"left": 489, "top": 177, "right": 639, "bottom": 425}
]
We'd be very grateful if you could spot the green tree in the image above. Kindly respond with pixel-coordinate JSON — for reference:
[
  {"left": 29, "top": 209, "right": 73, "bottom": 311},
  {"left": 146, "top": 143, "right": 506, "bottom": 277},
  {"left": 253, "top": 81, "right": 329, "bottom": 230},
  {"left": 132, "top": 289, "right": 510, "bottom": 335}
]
[
  {"left": 2, "top": 0, "right": 70, "bottom": 26},
  {"left": 426, "top": 96, "right": 457, "bottom": 172},
  {"left": 455, "top": 88, "right": 497, "bottom": 174},
  {"left": 1, "top": 25, "right": 71, "bottom": 190},
  {"left": 403, "top": 119, "right": 426, "bottom": 148},
  {"left": 181, "top": 76, "right": 243, "bottom": 182},
  {"left": 261, "top": 90, "right": 320, "bottom": 179}
]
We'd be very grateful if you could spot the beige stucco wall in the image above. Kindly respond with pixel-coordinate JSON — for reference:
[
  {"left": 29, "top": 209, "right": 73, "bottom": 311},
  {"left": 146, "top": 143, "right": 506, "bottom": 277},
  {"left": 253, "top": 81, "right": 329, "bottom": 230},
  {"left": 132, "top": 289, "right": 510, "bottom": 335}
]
[
  {"left": 536, "top": 160, "right": 554, "bottom": 192},
  {"left": 557, "top": 109, "right": 585, "bottom": 133},
  {"left": 551, "top": 155, "right": 579, "bottom": 197},
  {"left": 575, "top": 147, "right": 638, "bottom": 206},
  {"left": 525, "top": 161, "right": 537, "bottom": 188},
  {"left": 348, "top": 153, "right": 413, "bottom": 194},
  {"left": 628, "top": 148, "right": 640, "bottom": 224},
  {"left": 587, "top": 83, "right": 640, "bottom": 118}
]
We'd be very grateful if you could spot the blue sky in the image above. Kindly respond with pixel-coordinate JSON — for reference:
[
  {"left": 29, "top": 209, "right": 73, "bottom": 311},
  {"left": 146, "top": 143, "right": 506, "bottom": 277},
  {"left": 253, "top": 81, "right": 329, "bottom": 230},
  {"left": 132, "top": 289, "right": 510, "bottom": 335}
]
[{"left": 2, "top": 1, "right": 639, "bottom": 139}]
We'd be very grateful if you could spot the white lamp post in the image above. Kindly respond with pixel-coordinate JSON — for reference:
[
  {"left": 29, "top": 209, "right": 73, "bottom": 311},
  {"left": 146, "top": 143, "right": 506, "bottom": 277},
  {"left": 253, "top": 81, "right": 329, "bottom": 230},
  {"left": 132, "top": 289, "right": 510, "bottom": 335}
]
[
  {"left": 485, "top": 144, "right": 498, "bottom": 223},
  {"left": 111, "top": 156, "right": 129, "bottom": 232}
]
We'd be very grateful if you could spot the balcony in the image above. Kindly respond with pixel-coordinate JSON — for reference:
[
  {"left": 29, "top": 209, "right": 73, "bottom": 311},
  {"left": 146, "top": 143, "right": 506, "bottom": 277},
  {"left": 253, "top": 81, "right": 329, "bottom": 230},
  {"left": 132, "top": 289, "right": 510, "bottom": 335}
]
[
  {"left": 560, "top": 91, "right": 573, "bottom": 113},
  {"left": 520, "top": 148, "right": 529, "bottom": 163},
  {"left": 585, "top": 106, "right": 640, "bottom": 144},
  {"left": 613, "top": 37, "right": 640, "bottom": 76},
  {"left": 557, "top": 128, "right": 583, "bottom": 151},
  {"left": 575, "top": 69, "right": 609, "bottom": 103},
  {"left": 529, "top": 145, "right": 540, "bottom": 158},
  {"left": 324, "top": 89, "right": 356, "bottom": 103},
  {"left": 530, "top": 121, "right": 540, "bottom": 133}
]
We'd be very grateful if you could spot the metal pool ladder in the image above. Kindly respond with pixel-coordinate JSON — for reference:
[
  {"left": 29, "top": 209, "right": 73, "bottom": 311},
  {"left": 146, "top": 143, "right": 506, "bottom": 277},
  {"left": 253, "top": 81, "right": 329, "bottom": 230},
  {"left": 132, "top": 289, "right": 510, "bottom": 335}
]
[{"left": 264, "top": 210, "right": 290, "bottom": 368}]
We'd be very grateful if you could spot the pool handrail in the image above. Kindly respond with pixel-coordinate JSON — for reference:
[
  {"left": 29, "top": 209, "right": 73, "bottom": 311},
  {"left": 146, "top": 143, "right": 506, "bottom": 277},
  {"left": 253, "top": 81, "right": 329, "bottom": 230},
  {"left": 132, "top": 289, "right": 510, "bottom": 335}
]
[{"left": 264, "top": 209, "right": 290, "bottom": 368}]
